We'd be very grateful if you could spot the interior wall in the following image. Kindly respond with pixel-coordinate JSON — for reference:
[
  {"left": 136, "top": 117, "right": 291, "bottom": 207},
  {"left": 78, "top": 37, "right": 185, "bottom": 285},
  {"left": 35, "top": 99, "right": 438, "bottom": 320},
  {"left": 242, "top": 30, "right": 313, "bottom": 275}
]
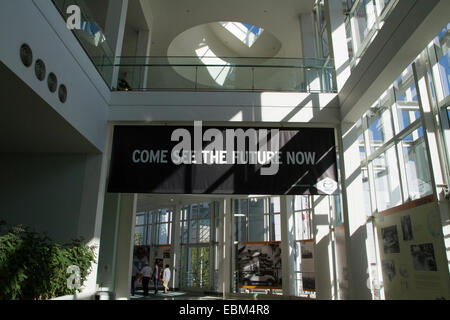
[{"left": 0, "top": 153, "right": 87, "bottom": 243}]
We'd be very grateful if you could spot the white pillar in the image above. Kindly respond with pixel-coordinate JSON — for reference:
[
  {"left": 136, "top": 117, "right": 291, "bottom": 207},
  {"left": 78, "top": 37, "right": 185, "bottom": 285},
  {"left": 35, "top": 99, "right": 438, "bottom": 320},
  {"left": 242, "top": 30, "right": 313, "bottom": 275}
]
[
  {"left": 76, "top": 153, "right": 109, "bottom": 294},
  {"left": 280, "top": 195, "right": 296, "bottom": 297},
  {"left": 340, "top": 122, "right": 372, "bottom": 299},
  {"left": 134, "top": 29, "right": 152, "bottom": 89},
  {"left": 313, "top": 195, "right": 335, "bottom": 299},
  {"left": 105, "top": 0, "right": 129, "bottom": 89},
  {"left": 325, "top": 0, "right": 351, "bottom": 91},
  {"left": 218, "top": 198, "right": 232, "bottom": 298},
  {"left": 413, "top": 60, "right": 450, "bottom": 274},
  {"left": 170, "top": 204, "right": 182, "bottom": 290},
  {"left": 114, "top": 193, "right": 137, "bottom": 300}
]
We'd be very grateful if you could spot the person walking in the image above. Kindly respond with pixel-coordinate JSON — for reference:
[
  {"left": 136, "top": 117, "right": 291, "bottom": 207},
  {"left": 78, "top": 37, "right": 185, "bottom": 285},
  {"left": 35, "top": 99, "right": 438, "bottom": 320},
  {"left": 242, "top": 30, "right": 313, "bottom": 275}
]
[
  {"left": 153, "top": 261, "right": 160, "bottom": 294},
  {"left": 163, "top": 264, "right": 171, "bottom": 294},
  {"left": 131, "top": 263, "right": 138, "bottom": 296},
  {"left": 141, "top": 263, "right": 152, "bottom": 297}
]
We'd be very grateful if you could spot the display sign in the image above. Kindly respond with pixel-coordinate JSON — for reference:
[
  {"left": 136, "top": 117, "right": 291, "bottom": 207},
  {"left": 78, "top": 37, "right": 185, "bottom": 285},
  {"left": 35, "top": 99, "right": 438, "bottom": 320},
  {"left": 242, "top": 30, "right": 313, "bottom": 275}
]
[
  {"left": 375, "top": 196, "right": 450, "bottom": 300},
  {"left": 107, "top": 123, "right": 338, "bottom": 195}
]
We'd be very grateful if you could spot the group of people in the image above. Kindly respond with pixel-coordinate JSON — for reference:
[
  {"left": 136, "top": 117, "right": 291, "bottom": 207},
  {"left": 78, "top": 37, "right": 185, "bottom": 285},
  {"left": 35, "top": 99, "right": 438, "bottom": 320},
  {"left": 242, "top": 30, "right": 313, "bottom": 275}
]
[{"left": 131, "top": 261, "right": 171, "bottom": 297}]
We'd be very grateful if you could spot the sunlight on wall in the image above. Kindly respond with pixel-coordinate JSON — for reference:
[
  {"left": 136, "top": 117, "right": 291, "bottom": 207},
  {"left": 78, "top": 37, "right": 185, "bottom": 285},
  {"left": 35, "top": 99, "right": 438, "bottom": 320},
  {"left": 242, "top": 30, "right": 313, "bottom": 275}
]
[{"left": 195, "top": 45, "right": 232, "bottom": 86}]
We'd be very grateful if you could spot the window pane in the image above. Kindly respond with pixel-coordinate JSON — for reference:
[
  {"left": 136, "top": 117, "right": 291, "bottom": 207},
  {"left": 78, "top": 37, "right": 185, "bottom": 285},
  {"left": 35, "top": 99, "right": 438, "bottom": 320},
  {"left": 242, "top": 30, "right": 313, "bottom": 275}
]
[
  {"left": 198, "top": 203, "right": 210, "bottom": 219},
  {"left": 136, "top": 214, "right": 145, "bottom": 225},
  {"left": 270, "top": 214, "right": 281, "bottom": 241},
  {"left": 181, "top": 221, "right": 188, "bottom": 244},
  {"left": 352, "top": 0, "right": 376, "bottom": 50},
  {"left": 198, "top": 219, "right": 211, "bottom": 243},
  {"left": 235, "top": 216, "right": 246, "bottom": 242},
  {"left": 248, "top": 214, "right": 265, "bottom": 241},
  {"left": 373, "top": 146, "right": 402, "bottom": 211},
  {"left": 401, "top": 127, "right": 433, "bottom": 200},
  {"left": 158, "top": 223, "right": 169, "bottom": 244},
  {"left": 134, "top": 226, "right": 144, "bottom": 245},
  {"left": 190, "top": 205, "right": 198, "bottom": 220},
  {"left": 270, "top": 197, "right": 280, "bottom": 213},
  {"left": 294, "top": 195, "right": 310, "bottom": 211},
  {"left": 367, "top": 101, "right": 394, "bottom": 154},
  {"left": 146, "top": 225, "right": 152, "bottom": 245},
  {"left": 234, "top": 199, "right": 248, "bottom": 215},
  {"left": 295, "top": 211, "right": 313, "bottom": 240},
  {"left": 189, "top": 220, "right": 198, "bottom": 244},
  {"left": 249, "top": 198, "right": 265, "bottom": 214},
  {"left": 159, "top": 210, "right": 170, "bottom": 223},
  {"left": 394, "top": 66, "right": 421, "bottom": 132}
]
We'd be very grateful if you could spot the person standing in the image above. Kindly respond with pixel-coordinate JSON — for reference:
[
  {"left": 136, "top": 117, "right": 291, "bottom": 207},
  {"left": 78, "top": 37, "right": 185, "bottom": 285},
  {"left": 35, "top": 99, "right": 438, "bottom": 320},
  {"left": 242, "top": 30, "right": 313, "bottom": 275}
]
[
  {"left": 153, "top": 261, "right": 160, "bottom": 294},
  {"left": 141, "top": 263, "right": 152, "bottom": 297},
  {"left": 131, "top": 263, "right": 138, "bottom": 296},
  {"left": 163, "top": 264, "right": 171, "bottom": 294}
]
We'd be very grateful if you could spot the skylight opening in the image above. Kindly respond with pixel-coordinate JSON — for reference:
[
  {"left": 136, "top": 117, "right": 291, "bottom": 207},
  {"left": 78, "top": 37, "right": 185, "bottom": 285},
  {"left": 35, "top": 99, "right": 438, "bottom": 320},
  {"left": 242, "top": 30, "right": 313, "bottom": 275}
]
[{"left": 219, "top": 22, "right": 264, "bottom": 48}]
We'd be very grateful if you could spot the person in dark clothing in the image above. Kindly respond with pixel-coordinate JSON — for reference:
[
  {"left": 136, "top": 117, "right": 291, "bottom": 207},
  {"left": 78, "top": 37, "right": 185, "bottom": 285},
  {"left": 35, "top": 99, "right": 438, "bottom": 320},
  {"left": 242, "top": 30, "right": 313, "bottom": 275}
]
[
  {"left": 153, "top": 261, "right": 160, "bottom": 294},
  {"left": 141, "top": 264, "right": 152, "bottom": 297}
]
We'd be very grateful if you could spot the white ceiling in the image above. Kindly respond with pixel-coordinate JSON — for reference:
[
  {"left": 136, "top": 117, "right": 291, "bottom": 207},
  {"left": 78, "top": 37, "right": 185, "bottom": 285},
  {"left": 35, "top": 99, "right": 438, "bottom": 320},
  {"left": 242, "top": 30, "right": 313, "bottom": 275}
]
[{"left": 146, "top": 0, "right": 316, "bottom": 57}]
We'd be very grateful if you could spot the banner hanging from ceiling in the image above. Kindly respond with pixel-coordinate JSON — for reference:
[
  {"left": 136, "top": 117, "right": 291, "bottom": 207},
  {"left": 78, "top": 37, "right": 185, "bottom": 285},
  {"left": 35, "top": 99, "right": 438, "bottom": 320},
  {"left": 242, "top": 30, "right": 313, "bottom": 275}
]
[{"left": 107, "top": 123, "right": 338, "bottom": 195}]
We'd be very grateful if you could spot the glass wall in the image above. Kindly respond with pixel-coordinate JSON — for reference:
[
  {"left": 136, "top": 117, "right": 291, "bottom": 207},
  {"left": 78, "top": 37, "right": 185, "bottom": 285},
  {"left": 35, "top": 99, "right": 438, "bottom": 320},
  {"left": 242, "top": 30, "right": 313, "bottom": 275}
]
[
  {"left": 134, "top": 209, "right": 173, "bottom": 246},
  {"left": 233, "top": 197, "right": 281, "bottom": 242},
  {"left": 358, "top": 63, "right": 433, "bottom": 214},
  {"left": 357, "top": 23, "right": 450, "bottom": 214},
  {"left": 344, "top": 0, "right": 398, "bottom": 68},
  {"left": 180, "top": 202, "right": 217, "bottom": 290}
]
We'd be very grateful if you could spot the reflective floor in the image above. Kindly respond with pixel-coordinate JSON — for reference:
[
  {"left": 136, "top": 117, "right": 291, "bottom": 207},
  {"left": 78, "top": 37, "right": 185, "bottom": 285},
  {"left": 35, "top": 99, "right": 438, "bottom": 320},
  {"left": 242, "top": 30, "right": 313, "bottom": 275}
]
[{"left": 130, "top": 290, "right": 229, "bottom": 300}]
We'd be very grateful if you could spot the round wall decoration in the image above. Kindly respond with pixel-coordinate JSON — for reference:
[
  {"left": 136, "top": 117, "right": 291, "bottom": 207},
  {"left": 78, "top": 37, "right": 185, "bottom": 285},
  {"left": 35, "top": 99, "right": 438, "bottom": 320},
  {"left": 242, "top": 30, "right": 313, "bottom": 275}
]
[
  {"left": 47, "top": 72, "right": 58, "bottom": 93},
  {"left": 35, "top": 59, "right": 46, "bottom": 81},
  {"left": 58, "top": 84, "right": 67, "bottom": 103},
  {"left": 20, "top": 44, "right": 33, "bottom": 67}
]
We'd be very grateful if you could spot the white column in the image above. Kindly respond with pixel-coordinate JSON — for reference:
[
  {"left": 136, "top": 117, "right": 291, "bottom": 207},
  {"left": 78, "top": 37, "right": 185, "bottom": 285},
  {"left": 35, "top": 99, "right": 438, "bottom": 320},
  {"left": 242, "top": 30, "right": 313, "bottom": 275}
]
[
  {"left": 76, "top": 153, "right": 109, "bottom": 294},
  {"left": 280, "top": 195, "right": 296, "bottom": 297},
  {"left": 413, "top": 60, "right": 450, "bottom": 273},
  {"left": 96, "top": 193, "right": 121, "bottom": 292},
  {"left": 312, "top": 195, "right": 335, "bottom": 299},
  {"left": 340, "top": 122, "right": 372, "bottom": 299},
  {"left": 218, "top": 198, "right": 232, "bottom": 298},
  {"left": 105, "top": 0, "right": 129, "bottom": 89},
  {"left": 325, "top": 0, "right": 351, "bottom": 91},
  {"left": 114, "top": 193, "right": 137, "bottom": 300},
  {"left": 170, "top": 204, "right": 182, "bottom": 290},
  {"left": 134, "top": 29, "right": 152, "bottom": 89}
]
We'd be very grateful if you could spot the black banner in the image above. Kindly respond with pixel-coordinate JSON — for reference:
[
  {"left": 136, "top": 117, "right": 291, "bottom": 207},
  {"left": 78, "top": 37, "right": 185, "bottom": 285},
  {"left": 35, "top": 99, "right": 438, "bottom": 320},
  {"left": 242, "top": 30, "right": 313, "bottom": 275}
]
[{"left": 107, "top": 124, "right": 338, "bottom": 195}]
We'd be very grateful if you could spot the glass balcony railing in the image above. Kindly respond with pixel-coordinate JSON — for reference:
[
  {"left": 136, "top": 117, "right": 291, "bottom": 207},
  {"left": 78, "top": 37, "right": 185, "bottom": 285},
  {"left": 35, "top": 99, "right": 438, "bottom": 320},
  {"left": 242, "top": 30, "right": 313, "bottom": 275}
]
[
  {"left": 50, "top": 0, "right": 336, "bottom": 93},
  {"left": 108, "top": 56, "right": 337, "bottom": 93},
  {"left": 52, "top": 0, "right": 114, "bottom": 87}
]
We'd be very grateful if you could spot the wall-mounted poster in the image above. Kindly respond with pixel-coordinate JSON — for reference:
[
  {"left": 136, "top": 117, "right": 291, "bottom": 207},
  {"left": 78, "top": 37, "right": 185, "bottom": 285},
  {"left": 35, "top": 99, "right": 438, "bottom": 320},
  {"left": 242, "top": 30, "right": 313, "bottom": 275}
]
[
  {"left": 381, "top": 225, "right": 400, "bottom": 254},
  {"left": 375, "top": 197, "right": 450, "bottom": 299},
  {"left": 237, "top": 242, "right": 282, "bottom": 288},
  {"left": 410, "top": 243, "right": 437, "bottom": 271}
]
